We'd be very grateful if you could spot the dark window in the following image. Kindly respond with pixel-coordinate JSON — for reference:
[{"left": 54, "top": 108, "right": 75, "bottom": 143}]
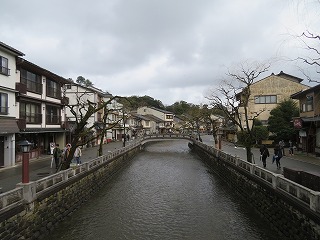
[
  {"left": 20, "top": 102, "right": 42, "bottom": 124},
  {"left": 254, "top": 95, "right": 277, "bottom": 104},
  {"left": 0, "top": 93, "right": 8, "bottom": 114},
  {"left": 46, "top": 105, "right": 61, "bottom": 124},
  {"left": 301, "top": 95, "right": 314, "bottom": 112},
  {"left": 46, "top": 79, "right": 61, "bottom": 99},
  {"left": 20, "top": 69, "right": 42, "bottom": 94},
  {"left": 0, "top": 56, "right": 10, "bottom": 76}
]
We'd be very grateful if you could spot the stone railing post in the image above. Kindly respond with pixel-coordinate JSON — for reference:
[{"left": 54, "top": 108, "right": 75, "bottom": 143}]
[
  {"left": 310, "top": 191, "right": 320, "bottom": 212},
  {"left": 62, "top": 170, "right": 69, "bottom": 181},
  {"left": 16, "top": 181, "right": 37, "bottom": 204},
  {"left": 249, "top": 164, "right": 257, "bottom": 174},
  {"left": 85, "top": 162, "right": 90, "bottom": 171},
  {"left": 235, "top": 156, "right": 240, "bottom": 166},
  {"left": 271, "top": 174, "right": 281, "bottom": 189}
]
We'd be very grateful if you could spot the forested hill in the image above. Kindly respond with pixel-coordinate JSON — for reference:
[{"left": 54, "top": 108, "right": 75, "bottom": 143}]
[{"left": 118, "top": 95, "right": 197, "bottom": 115}]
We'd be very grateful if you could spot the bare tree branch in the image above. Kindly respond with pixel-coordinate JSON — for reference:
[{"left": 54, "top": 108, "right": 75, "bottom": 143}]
[{"left": 205, "top": 60, "right": 270, "bottom": 162}]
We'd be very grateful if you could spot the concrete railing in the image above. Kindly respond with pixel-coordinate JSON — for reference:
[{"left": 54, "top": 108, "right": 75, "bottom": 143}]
[
  {"left": 0, "top": 140, "right": 141, "bottom": 215},
  {"left": 140, "top": 133, "right": 195, "bottom": 145},
  {"left": 194, "top": 141, "right": 320, "bottom": 213},
  {"left": 0, "top": 134, "right": 194, "bottom": 214},
  {"left": 2, "top": 135, "right": 319, "bottom": 215}
]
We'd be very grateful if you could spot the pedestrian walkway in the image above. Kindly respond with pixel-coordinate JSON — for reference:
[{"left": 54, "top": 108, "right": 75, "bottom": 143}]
[
  {"left": 0, "top": 140, "right": 125, "bottom": 193},
  {"left": 202, "top": 136, "right": 320, "bottom": 175},
  {"left": 285, "top": 151, "right": 320, "bottom": 166}
]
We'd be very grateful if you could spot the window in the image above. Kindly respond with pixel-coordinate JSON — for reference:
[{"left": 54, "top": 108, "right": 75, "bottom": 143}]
[
  {"left": 0, "top": 93, "right": 8, "bottom": 114},
  {"left": 46, "top": 105, "right": 61, "bottom": 124},
  {"left": 46, "top": 79, "right": 61, "bottom": 98},
  {"left": 21, "top": 69, "right": 42, "bottom": 94},
  {"left": 20, "top": 102, "right": 41, "bottom": 124},
  {"left": 254, "top": 95, "right": 277, "bottom": 104},
  {"left": 0, "top": 56, "right": 9, "bottom": 76},
  {"left": 301, "top": 95, "right": 314, "bottom": 112}
]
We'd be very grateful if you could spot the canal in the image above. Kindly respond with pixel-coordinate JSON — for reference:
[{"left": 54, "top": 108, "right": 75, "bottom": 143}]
[{"left": 48, "top": 140, "right": 280, "bottom": 240}]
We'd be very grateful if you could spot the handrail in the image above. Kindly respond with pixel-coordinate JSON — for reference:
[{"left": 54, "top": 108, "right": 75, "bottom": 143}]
[
  {"left": 0, "top": 187, "right": 24, "bottom": 212},
  {"left": 4, "top": 134, "right": 317, "bottom": 215},
  {"left": 193, "top": 141, "right": 320, "bottom": 213}
]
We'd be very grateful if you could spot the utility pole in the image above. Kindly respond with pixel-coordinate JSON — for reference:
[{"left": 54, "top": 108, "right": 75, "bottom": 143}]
[{"left": 123, "top": 109, "right": 126, "bottom": 147}]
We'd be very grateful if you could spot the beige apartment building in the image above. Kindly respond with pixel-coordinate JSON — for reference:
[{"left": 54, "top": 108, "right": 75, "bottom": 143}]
[{"left": 238, "top": 71, "right": 310, "bottom": 128}]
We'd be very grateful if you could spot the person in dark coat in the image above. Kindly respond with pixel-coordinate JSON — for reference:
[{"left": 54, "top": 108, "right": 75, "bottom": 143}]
[
  {"left": 259, "top": 145, "right": 269, "bottom": 168},
  {"left": 274, "top": 144, "right": 283, "bottom": 170},
  {"left": 52, "top": 143, "right": 62, "bottom": 170}
]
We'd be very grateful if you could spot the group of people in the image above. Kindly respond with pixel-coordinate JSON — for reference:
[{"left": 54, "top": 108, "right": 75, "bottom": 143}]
[
  {"left": 259, "top": 140, "right": 294, "bottom": 169},
  {"left": 52, "top": 143, "right": 82, "bottom": 170}
]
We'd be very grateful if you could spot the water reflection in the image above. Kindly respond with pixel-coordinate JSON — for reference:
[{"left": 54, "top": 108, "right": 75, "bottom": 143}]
[{"left": 48, "top": 140, "right": 279, "bottom": 240}]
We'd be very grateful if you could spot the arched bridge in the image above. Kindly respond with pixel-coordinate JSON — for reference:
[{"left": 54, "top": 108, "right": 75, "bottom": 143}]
[{"left": 140, "top": 134, "right": 196, "bottom": 145}]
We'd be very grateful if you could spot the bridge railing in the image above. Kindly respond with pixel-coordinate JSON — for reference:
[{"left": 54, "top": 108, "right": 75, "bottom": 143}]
[
  {"left": 141, "top": 133, "right": 194, "bottom": 140},
  {"left": 0, "top": 140, "right": 142, "bottom": 214},
  {"left": 194, "top": 141, "right": 320, "bottom": 213},
  {"left": 0, "top": 187, "right": 24, "bottom": 213}
]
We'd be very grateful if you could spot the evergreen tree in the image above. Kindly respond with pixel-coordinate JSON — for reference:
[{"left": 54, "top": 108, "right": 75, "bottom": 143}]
[{"left": 268, "top": 99, "right": 299, "bottom": 142}]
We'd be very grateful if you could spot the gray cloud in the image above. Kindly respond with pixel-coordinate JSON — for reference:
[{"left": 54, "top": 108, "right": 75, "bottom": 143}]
[{"left": 1, "top": 0, "right": 319, "bottom": 105}]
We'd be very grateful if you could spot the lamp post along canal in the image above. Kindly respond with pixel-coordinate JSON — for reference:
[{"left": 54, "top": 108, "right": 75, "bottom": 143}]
[
  {"left": 123, "top": 110, "right": 126, "bottom": 147},
  {"left": 18, "top": 140, "right": 32, "bottom": 183}
]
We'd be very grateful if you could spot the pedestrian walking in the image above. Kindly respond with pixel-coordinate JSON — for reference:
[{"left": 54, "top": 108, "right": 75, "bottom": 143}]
[
  {"left": 74, "top": 146, "right": 82, "bottom": 164},
  {"left": 52, "top": 143, "right": 62, "bottom": 170},
  {"left": 259, "top": 144, "right": 269, "bottom": 168},
  {"left": 289, "top": 140, "right": 294, "bottom": 156},
  {"left": 62, "top": 143, "right": 71, "bottom": 168},
  {"left": 274, "top": 144, "right": 283, "bottom": 170},
  {"left": 279, "top": 140, "right": 285, "bottom": 156}
]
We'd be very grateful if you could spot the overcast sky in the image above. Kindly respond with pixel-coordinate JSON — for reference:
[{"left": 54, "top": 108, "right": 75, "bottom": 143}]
[{"left": 1, "top": 0, "right": 319, "bottom": 105}]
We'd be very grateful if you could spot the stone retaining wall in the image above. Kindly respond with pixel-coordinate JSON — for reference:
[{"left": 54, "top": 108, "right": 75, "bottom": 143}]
[
  {"left": 191, "top": 143, "right": 320, "bottom": 240},
  {"left": 0, "top": 147, "right": 140, "bottom": 240}
]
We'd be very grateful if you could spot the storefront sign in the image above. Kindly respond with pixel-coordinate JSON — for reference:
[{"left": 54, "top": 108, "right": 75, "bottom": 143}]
[{"left": 293, "top": 118, "right": 302, "bottom": 129}]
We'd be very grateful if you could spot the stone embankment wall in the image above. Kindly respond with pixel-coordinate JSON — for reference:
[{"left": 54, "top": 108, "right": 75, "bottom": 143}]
[
  {"left": 0, "top": 147, "right": 140, "bottom": 240},
  {"left": 190, "top": 142, "right": 320, "bottom": 240}
]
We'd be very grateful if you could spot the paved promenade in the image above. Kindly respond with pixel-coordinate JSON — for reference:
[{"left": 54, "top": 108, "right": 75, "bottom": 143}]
[
  {"left": 0, "top": 140, "right": 124, "bottom": 193},
  {"left": 1, "top": 136, "right": 320, "bottom": 193}
]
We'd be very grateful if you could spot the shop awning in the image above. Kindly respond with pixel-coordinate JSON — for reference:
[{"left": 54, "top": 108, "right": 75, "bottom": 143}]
[
  {"left": 301, "top": 116, "right": 320, "bottom": 122},
  {"left": 0, "top": 118, "right": 19, "bottom": 134},
  {"left": 20, "top": 128, "right": 67, "bottom": 134}
]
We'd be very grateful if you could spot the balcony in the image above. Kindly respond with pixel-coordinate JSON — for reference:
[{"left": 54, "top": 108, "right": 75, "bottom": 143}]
[
  {"left": 17, "top": 118, "right": 26, "bottom": 130},
  {"left": 46, "top": 86, "right": 62, "bottom": 99},
  {"left": 21, "top": 78, "right": 42, "bottom": 94},
  {"left": 15, "top": 82, "right": 27, "bottom": 94},
  {"left": 46, "top": 114, "right": 61, "bottom": 125},
  {"left": 20, "top": 112, "right": 42, "bottom": 124}
]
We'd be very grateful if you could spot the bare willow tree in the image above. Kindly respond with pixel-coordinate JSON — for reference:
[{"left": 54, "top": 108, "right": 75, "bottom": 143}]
[
  {"left": 206, "top": 60, "right": 270, "bottom": 162},
  {"left": 201, "top": 105, "right": 225, "bottom": 149},
  {"left": 60, "top": 92, "right": 124, "bottom": 170},
  {"left": 290, "top": 0, "right": 320, "bottom": 83},
  {"left": 297, "top": 30, "right": 320, "bottom": 83}
]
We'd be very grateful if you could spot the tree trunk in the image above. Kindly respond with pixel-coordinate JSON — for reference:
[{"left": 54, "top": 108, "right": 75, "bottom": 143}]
[{"left": 246, "top": 147, "right": 253, "bottom": 163}]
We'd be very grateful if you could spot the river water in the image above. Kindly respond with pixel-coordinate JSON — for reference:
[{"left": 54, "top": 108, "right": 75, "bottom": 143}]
[{"left": 48, "top": 140, "right": 280, "bottom": 240}]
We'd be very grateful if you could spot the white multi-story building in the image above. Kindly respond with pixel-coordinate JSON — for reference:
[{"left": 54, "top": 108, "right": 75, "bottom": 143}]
[
  {"left": 0, "top": 41, "right": 70, "bottom": 167},
  {"left": 65, "top": 83, "right": 126, "bottom": 145},
  {"left": 0, "top": 42, "right": 24, "bottom": 167},
  {"left": 137, "top": 107, "right": 174, "bottom": 133},
  {"left": 15, "top": 57, "right": 70, "bottom": 161}
]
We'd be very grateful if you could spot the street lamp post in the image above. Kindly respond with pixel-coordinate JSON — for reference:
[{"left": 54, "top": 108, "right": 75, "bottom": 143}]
[
  {"left": 123, "top": 110, "right": 126, "bottom": 147},
  {"left": 18, "top": 140, "right": 32, "bottom": 183}
]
